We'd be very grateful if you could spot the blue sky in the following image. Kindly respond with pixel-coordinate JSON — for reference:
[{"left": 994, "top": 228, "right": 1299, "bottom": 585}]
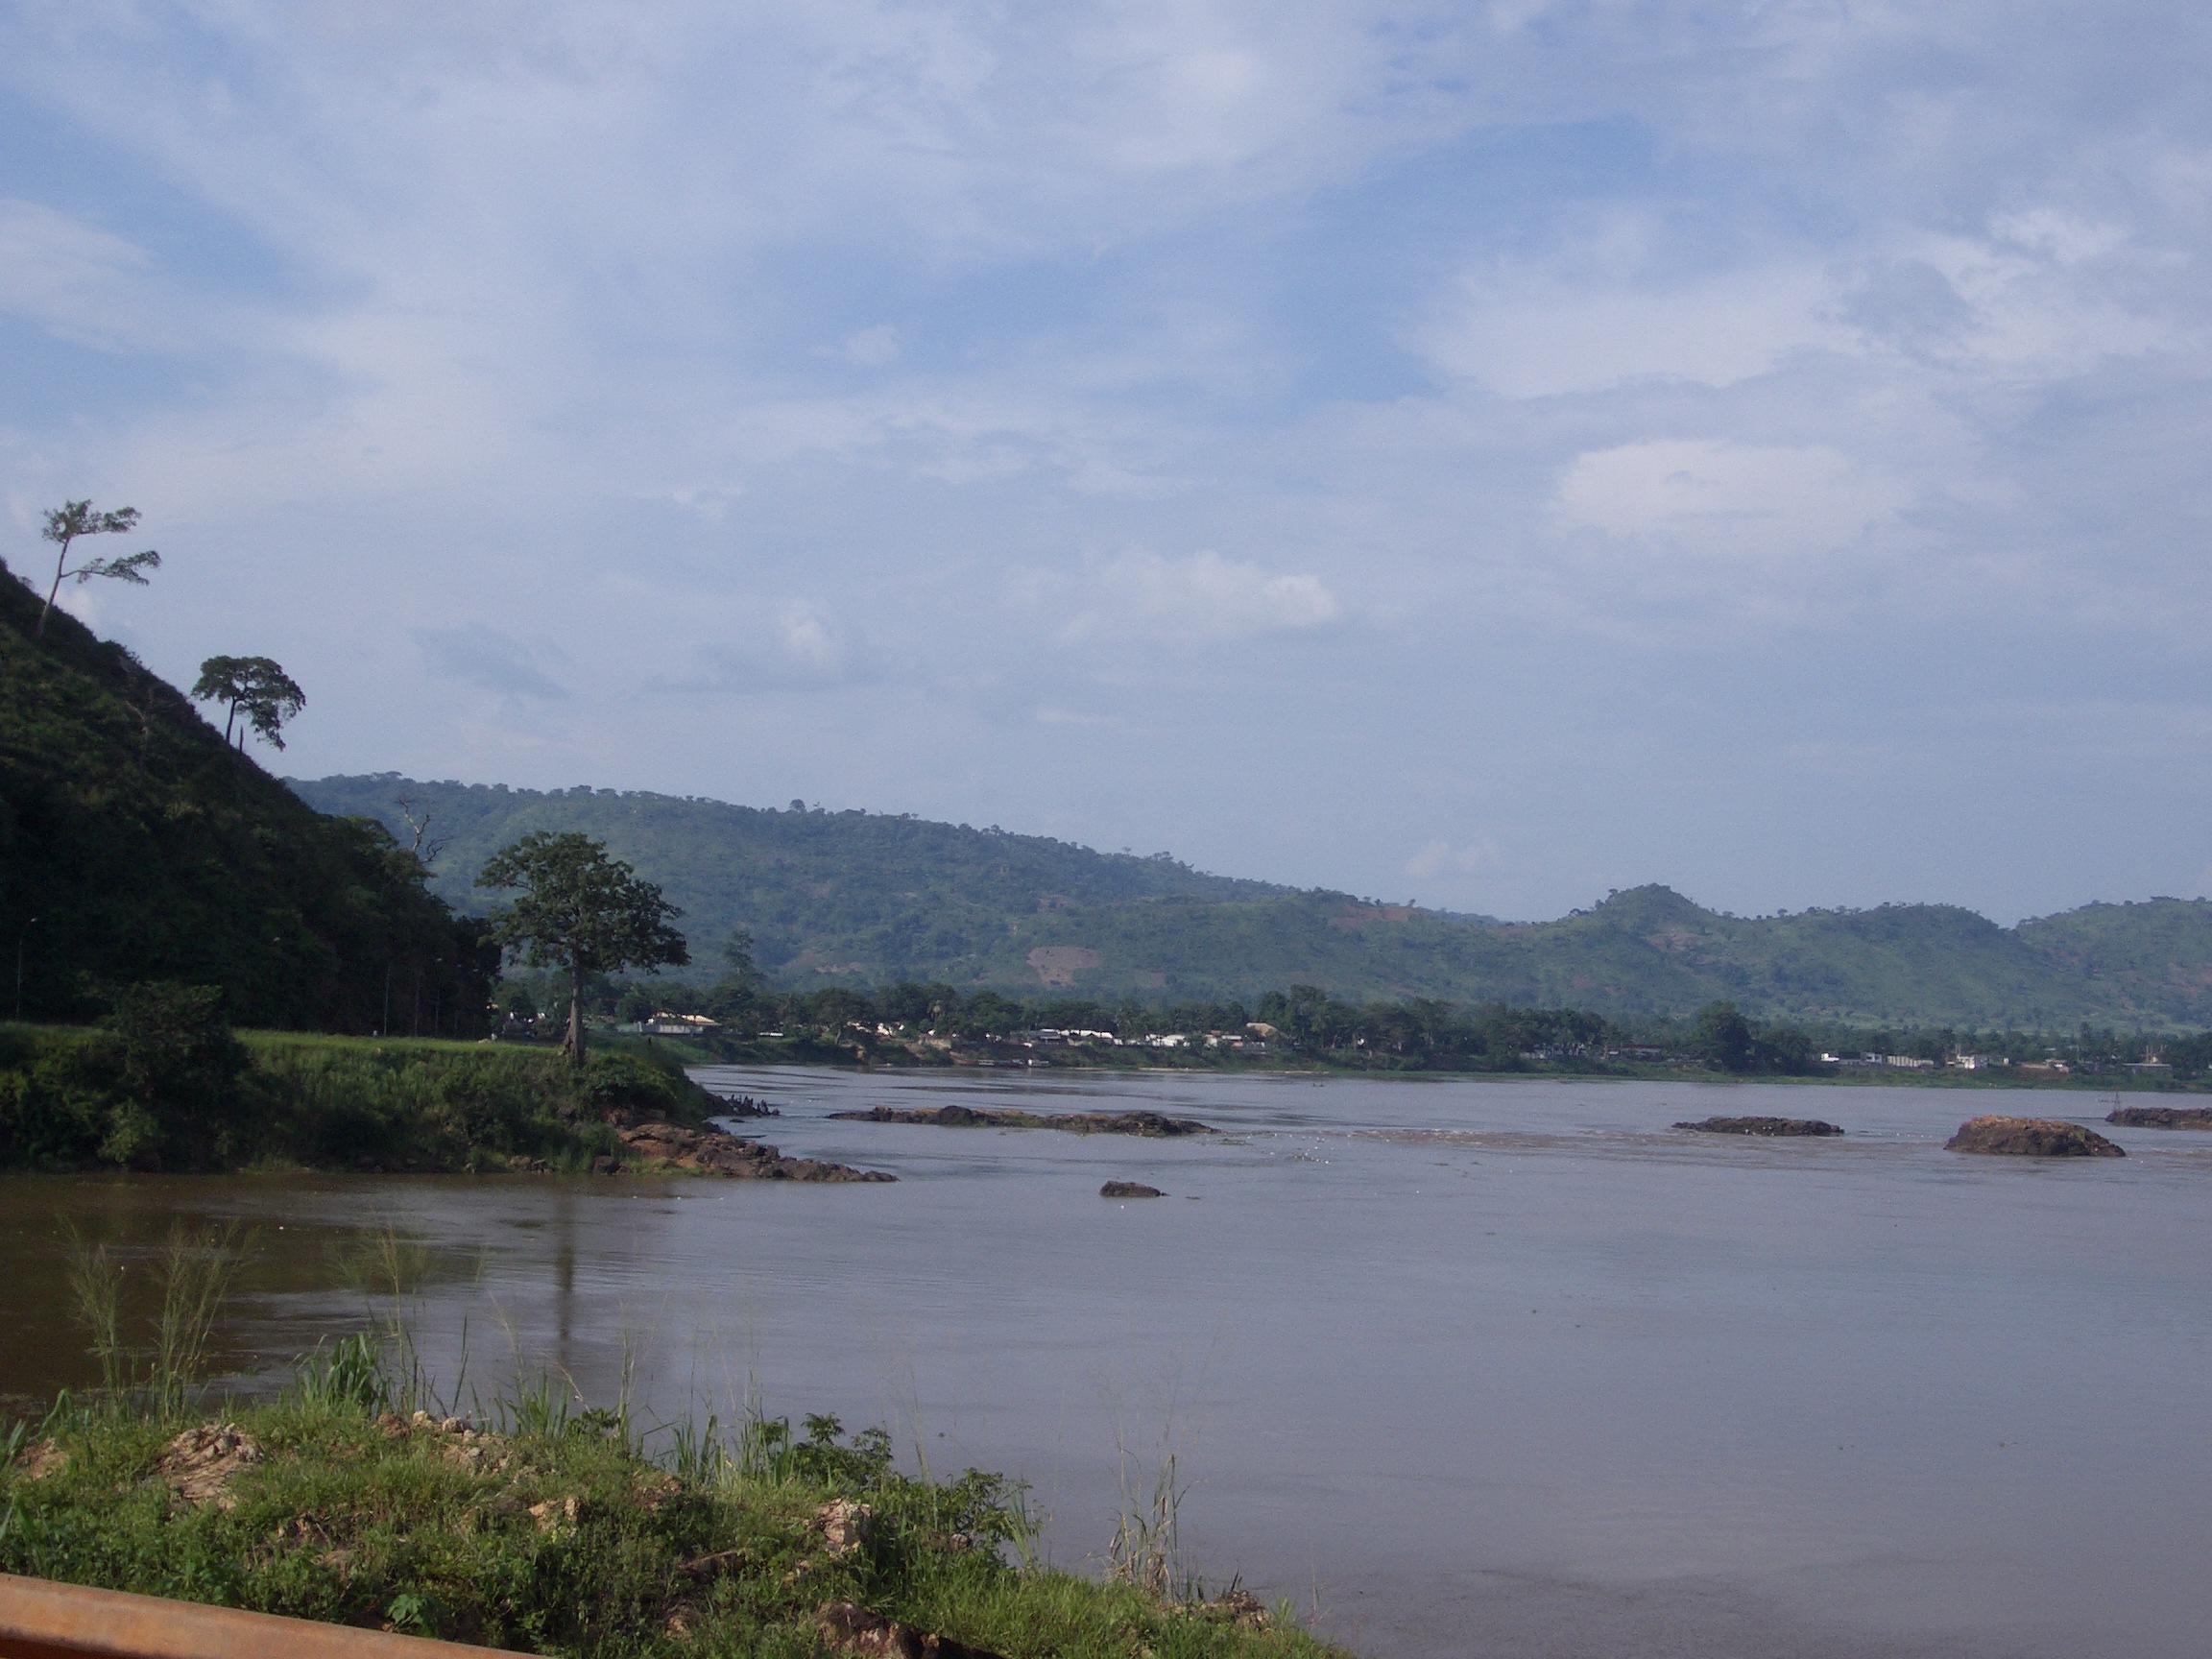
[{"left": 6, "top": 1, "right": 2211, "bottom": 923}]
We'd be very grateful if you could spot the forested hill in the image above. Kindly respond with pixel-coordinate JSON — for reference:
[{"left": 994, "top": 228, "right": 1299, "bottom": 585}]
[
  {"left": 0, "top": 563, "right": 487, "bottom": 1030},
  {"left": 291, "top": 775, "right": 2212, "bottom": 1028}
]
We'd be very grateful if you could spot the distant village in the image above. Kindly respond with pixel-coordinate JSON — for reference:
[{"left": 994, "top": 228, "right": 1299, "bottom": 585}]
[
  {"left": 612, "top": 1011, "right": 1284, "bottom": 1059},
  {"left": 594, "top": 1008, "right": 2179, "bottom": 1080},
  {"left": 1816, "top": 1050, "right": 2171, "bottom": 1080}
]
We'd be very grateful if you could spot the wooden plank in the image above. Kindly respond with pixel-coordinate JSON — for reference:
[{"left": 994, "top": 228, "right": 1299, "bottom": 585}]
[{"left": 0, "top": 1575, "right": 524, "bottom": 1659}]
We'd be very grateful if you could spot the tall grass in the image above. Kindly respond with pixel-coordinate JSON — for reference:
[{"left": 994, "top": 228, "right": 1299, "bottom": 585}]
[
  {"left": 326, "top": 1223, "right": 471, "bottom": 1417},
  {"left": 150, "top": 1225, "right": 248, "bottom": 1417},
  {"left": 1108, "top": 1445, "right": 1187, "bottom": 1599},
  {"left": 60, "top": 1221, "right": 252, "bottom": 1419},
  {"left": 60, "top": 1225, "right": 125, "bottom": 1400},
  {"left": 290, "top": 1333, "right": 389, "bottom": 1414}
]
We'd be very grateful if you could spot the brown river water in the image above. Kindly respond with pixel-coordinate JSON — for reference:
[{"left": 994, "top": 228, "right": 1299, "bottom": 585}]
[{"left": 4, "top": 1067, "right": 2209, "bottom": 1659}]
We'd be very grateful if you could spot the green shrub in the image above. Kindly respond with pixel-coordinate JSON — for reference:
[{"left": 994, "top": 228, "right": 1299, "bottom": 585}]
[
  {"left": 583, "top": 1049, "right": 686, "bottom": 1116},
  {"left": 0, "top": 1045, "right": 109, "bottom": 1166}
]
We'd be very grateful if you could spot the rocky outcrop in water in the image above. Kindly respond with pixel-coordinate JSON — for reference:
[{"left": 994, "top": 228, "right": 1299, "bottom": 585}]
[
  {"left": 617, "top": 1119, "right": 895, "bottom": 1181},
  {"left": 1099, "top": 1181, "right": 1166, "bottom": 1198},
  {"left": 827, "top": 1105, "right": 1214, "bottom": 1137},
  {"left": 1945, "top": 1116, "right": 2125, "bottom": 1157},
  {"left": 1674, "top": 1116, "right": 1843, "bottom": 1137},
  {"left": 713, "top": 1093, "right": 781, "bottom": 1118},
  {"left": 2105, "top": 1105, "right": 2212, "bottom": 1129}
]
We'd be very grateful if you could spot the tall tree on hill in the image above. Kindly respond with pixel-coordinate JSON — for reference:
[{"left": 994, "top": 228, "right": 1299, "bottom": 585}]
[
  {"left": 191, "top": 656, "right": 306, "bottom": 750},
  {"left": 479, "top": 831, "right": 687, "bottom": 1066},
  {"left": 36, "top": 499, "right": 160, "bottom": 637},
  {"left": 393, "top": 795, "right": 448, "bottom": 867}
]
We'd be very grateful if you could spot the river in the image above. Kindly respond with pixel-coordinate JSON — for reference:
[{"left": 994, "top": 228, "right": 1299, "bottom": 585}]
[{"left": 3, "top": 1067, "right": 2207, "bottom": 1658}]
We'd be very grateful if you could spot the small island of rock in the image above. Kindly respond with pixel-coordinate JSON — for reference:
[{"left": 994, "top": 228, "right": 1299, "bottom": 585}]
[
  {"left": 2104, "top": 1105, "right": 2212, "bottom": 1130},
  {"left": 1944, "top": 1116, "right": 2125, "bottom": 1158},
  {"left": 827, "top": 1105, "right": 1214, "bottom": 1137},
  {"left": 617, "top": 1119, "right": 896, "bottom": 1181},
  {"left": 1674, "top": 1116, "right": 1843, "bottom": 1137},
  {"left": 1100, "top": 1181, "right": 1166, "bottom": 1198}
]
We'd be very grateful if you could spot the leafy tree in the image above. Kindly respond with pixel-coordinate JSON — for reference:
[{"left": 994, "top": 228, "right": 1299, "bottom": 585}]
[
  {"left": 478, "top": 831, "right": 687, "bottom": 1067},
  {"left": 191, "top": 656, "right": 306, "bottom": 750},
  {"left": 35, "top": 500, "right": 160, "bottom": 638},
  {"left": 719, "top": 928, "right": 758, "bottom": 986},
  {"left": 1283, "top": 983, "right": 1331, "bottom": 1046},
  {"left": 1690, "top": 1000, "right": 1756, "bottom": 1071},
  {"left": 877, "top": 981, "right": 934, "bottom": 1025},
  {"left": 945, "top": 989, "right": 1023, "bottom": 1039},
  {"left": 1750, "top": 1022, "right": 1813, "bottom": 1073},
  {"left": 805, "top": 986, "right": 873, "bottom": 1036},
  {"left": 189, "top": 653, "right": 254, "bottom": 742}
]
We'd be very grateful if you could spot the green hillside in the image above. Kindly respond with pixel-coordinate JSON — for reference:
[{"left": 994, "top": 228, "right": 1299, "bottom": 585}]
[
  {"left": 0, "top": 565, "right": 487, "bottom": 1031},
  {"left": 289, "top": 776, "right": 2212, "bottom": 1027}
]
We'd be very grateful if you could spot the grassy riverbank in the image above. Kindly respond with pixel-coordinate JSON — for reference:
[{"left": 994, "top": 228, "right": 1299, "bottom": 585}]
[
  {"left": 1, "top": 1356, "right": 1336, "bottom": 1659},
  {"left": 0, "top": 1021, "right": 714, "bottom": 1174}
]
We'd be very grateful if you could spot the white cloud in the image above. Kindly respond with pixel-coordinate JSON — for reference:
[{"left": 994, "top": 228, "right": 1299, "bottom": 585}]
[
  {"left": 413, "top": 623, "right": 570, "bottom": 701},
  {"left": 776, "top": 600, "right": 847, "bottom": 674},
  {"left": 836, "top": 324, "right": 902, "bottom": 366},
  {"left": 1062, "top": 549, "right": 1346, "bottom": 643},
  {"left": 1553, "top": 439, "right": 1911, "bottom": 563},
  {"left": 1989, "top": 207, "right": 2126, "bottom": 267},
  {"left": 1884, "top": 218, "right": 2182, "bottom": 376},
  {"left": 644, "top": 596, "right": 872, "bottom": 697},
  {"left": 661, "top": 484, "right": 746, "bottom": 520},
  {"left": 1419, "top": 247, "right": 1844, "bottom": 397},
  {"left": 1033, "top": 705, "right": 1123, "bottom": 729},
  {"left": 1406, "top": 839, "right": 1504, "bottom": 879},
  {"left": 0, "top": 199, "right": 164, "bottom": 349}
]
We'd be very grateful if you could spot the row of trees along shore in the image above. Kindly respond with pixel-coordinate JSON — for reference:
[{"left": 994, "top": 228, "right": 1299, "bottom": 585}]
[{"left": 499, "top": 960, "right": 2212, "bottom": 1083}]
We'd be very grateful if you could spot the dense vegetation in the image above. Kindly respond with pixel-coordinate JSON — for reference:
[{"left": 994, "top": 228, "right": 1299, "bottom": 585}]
[
  {"left": 297, "top": 777, "right": 2212, "bottom": 1029},
  {"left": 0, "top": 1009, "right": 708, "bottom": 1173},
  {"left": 0, "top": 562, "right": 491, "bottom": 1032}
]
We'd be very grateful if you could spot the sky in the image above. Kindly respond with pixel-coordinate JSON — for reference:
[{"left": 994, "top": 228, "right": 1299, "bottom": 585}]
[{"left": 5, "top": 0, "right": 2212, "bottom": 925}]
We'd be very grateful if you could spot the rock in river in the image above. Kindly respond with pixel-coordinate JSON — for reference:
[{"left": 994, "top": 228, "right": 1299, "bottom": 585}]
[
  {"left": 2105, "top": 1105, "right": 2212, "bottom": 1129},
  {"left": 713, "top": 1092, "right": 781, "bottom": 1118},
  {"left": 1099, "top": 1181, "right": 1166, "bottom": 1198},
  {"left": 617, "top": 1119, "right": 896, "bottom": 1182},
  {"left": 1674, "top": 1115, "right": 1843, "bottom": 1137},
  {"left": 827, "top": 1105, "right": 1214, "bottom": 1137},
  {"left": 1944, "top": 1116, "right": 2125, "bottom": 1158}
]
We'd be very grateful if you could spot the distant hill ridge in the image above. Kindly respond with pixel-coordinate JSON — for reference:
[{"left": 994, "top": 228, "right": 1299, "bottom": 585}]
[{"left": 290, "top": 774, "right": 2212, "bottom": 1028}]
